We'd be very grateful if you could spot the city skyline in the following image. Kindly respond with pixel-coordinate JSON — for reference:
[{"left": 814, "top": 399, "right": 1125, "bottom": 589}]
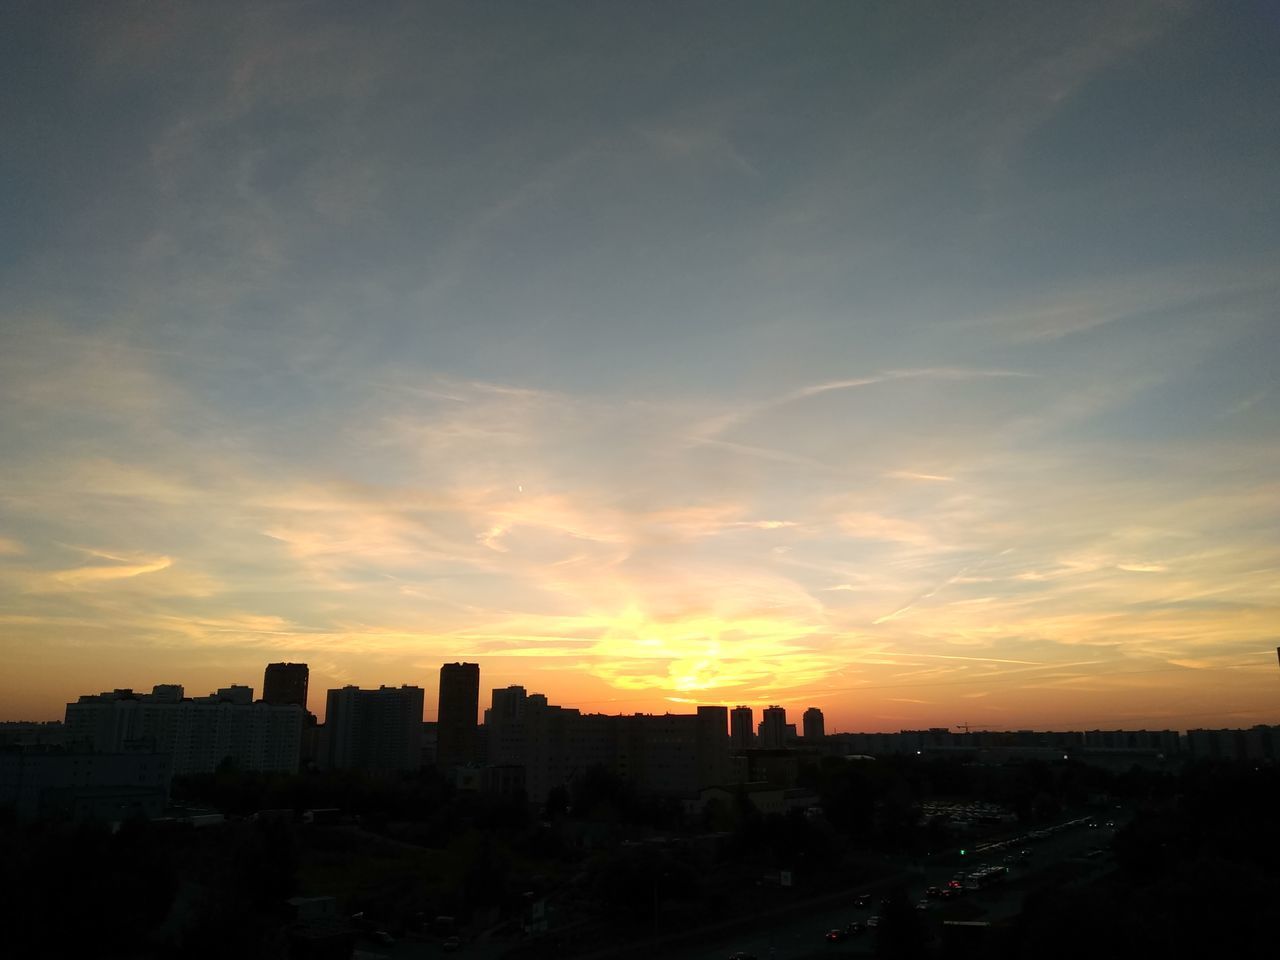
[
  {"left": 12, "top": 659, "right": 1272, "bottom": 738},
  {"left": 2, "top": 2, "right": 1279, "bottom": 731}
]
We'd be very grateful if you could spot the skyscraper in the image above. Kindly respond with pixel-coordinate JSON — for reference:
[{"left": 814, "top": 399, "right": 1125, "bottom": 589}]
[
  {"left": 803, "top": 706, "right": 825, "bottom": 741},
  {"left": 730, "top": 705, "right": 754, "bottom": 750},
  {"left": 263, "top": 662, "right": 309, "bottom": 709},
  {"left": 437, "top": 662, "right": 480, "bottom": 767},
  {"left": 759, "top": 705, "right": 787, "bottom": 748},
  {"left": 489, "top": 685, "right": 527, "bottom": 725},
  {"left": 696, "top": 705, "right": 730, "bottom": 786}
]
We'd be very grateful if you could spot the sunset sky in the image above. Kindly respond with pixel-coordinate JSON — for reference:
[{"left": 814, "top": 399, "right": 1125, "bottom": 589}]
[{"left": 2, "top": 1, "right": 1278, "bottom": 730}]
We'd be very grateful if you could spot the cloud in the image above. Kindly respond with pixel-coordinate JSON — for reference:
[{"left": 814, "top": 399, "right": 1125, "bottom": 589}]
[
  {"left": 697, "top": 367, "right": 1036, "bottom": 443},
  {"left": 885, "top": 471, "right": 955, "bottom": 482},
  {"left": 50, "top": 548, "right": 173, "bottom": 587},
  {"left": 971, "top": 260, "right": 1280, "bottom": 343}
]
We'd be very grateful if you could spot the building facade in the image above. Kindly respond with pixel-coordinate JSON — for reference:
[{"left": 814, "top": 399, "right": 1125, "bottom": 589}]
[
  {"left": 759, "top": 706, "right": 787, "bottom": 749},
  {"left": 263, "top": 662, "right": 309, "bottom": 710},
  {"left": 730, "top": 706, "right": 754, "bottom": 751},
  {"left": 64, "top": 685, "right": 303, "bottom": 775},
  {"left": 802, "top": 707, "right": 825, "bottom": 742},
  {"left": 323, "top": 685, "right": 424, "bottom": 773},
  {"left": 437, "top": 662, "right": 480, "bottom": 767},
  {"left": 480, "top": 686, "right": 731, "bottom": 802}
]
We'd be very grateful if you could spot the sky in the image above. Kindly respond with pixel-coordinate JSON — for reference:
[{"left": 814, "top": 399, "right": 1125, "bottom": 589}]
[{"left": 1, "top": 1, "right": 1278, "bottom": 731}]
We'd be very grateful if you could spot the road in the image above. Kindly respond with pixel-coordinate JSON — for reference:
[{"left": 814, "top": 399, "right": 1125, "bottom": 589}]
[{"left": 663, "top": 813, "right": 1126, "bottom": 960}]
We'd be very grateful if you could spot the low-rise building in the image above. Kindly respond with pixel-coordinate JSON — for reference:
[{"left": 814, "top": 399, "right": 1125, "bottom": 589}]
[{"left": 0, "top": 747, "right": 171, "bottom": 821}]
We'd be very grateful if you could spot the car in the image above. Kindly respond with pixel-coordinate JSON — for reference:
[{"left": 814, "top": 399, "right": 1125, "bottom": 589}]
[
  {"left": 845, "top": 921, "right": 866, "bottom": 935},
  {"left": 915, "top": 900, "right": 930, "bottom": 911},
  {"left": 825, "top": 929, "right": 845, "bottom": 943},
  {"left": 854, "top": 893, "right": 872, "bottom": 907},
  {"left": 442, "top": 936, "right": 462, "bottom": 952},
  {"left": 373, "top": 931, "right": 395, "bottom": 945},
  {"left": 728, "top": 953, "right": 758, "bottom": 960},
  {"left": 939, "top": 886, "right": 962, "bottom": 900},
  {"left": 925, "top": 885, "right": 944, "bottom": 899},
  {"left": 867, "top": 916, "right": 880, "bottom": 928}
]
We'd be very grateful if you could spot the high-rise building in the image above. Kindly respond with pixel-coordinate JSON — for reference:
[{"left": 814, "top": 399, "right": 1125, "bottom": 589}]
[
  {"left": 263, "top": 662, "right": 309, "bottom": 709},
  {"left": 759, "top": 705, "right": 787, "bottom": 748},
  {"left": 437, "top": 662, "right": 480, "bottom": 767},
  {"left": 803, "top": 707, "right": 825, "bottom": 741},
  {"left": 696, "top": 705, "right": 731, "bottom": 786},
  {"left": 323, "top": 685, "right": 424, "bottom": 773},
  {"left": 730, "top": 706, "right": 754, "bottom": 750},
  {"left": 488, "top": 685, "right": 527, "bottom": 725},
  {"left": 64, "top": 685, "right": 303, "bottom": 775}
]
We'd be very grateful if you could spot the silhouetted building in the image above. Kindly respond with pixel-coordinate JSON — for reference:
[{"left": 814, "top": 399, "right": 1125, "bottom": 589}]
[
  {"left": 264, "top": 662, "right": 309, "bottom": 709},
  {"left": 482, "top": 688, "right": 732, "bottom": 802},
  {"left": 696, "top": 705, "right": 731, "bottom": 786},
  {"left": 730, "top": 706, "right": 754, "bottom": 751},
  {"left": 488, "top": 685, "right": 528, "bottom": 725},
  {"left": 803, "top": 707, "right": 825, "bottom": 741},
  {"left": 437, "top": 662, "right": 479, "bottom": 767},
  {"left": 0, "top": 721, "right": 66, "bottom": 748},
  {"left": 759, "top": 705, "right": 787, "bottom": 748},
  {"left": 1184, "top": 725, "right": 1279, "bottom": 761},
  {"left": 0, "top": 747, "right": 171, "bottom": 821},
  {"left": 65, "top": 684, "right": 303, "bottom": 775},
  {"left": 214, "top": 684, "right": 253, "bottom": 706},
  {"left": 323, "top": 685, "right": 423, "bottom": 773}
]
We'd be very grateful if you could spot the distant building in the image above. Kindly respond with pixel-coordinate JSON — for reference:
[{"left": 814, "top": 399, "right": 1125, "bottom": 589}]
[
  {"left": 803, "top": 707, "right": 825, "bottom": 742},
  {"left": 730, "top": 706, "right": 754, "bottom": 751},
  {"left": 214, "top": 685, "right": 253, "bottom": 706},
  {"left": 824, "top": 726, "right": 1187, "bottom": 768},
  {"left": 759, "top": 705, "right": 787, "bottom": 749},
  {"left": 64, "top": 684, "right": 303, "bottom": 775},
  {"left": 481, "top": 687, "right": 732, "bottom": 802},
  {"left": 488, "top": 685, "right": 528, "bottom": 725},
  {"left": 263, "top": 662, "right": 309, "bottom": 709},
  {"left": 437, "top": 662, "right": 480, "bottom": 767},
  {"left": 323, "top": 685, "right": 423, "bottom": 773},
  {"left": 0, "top": 721, "right": 66, "bottom": 748},
  {"left": 696, "top": 706, "right": 731, "bottom": 786}
]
